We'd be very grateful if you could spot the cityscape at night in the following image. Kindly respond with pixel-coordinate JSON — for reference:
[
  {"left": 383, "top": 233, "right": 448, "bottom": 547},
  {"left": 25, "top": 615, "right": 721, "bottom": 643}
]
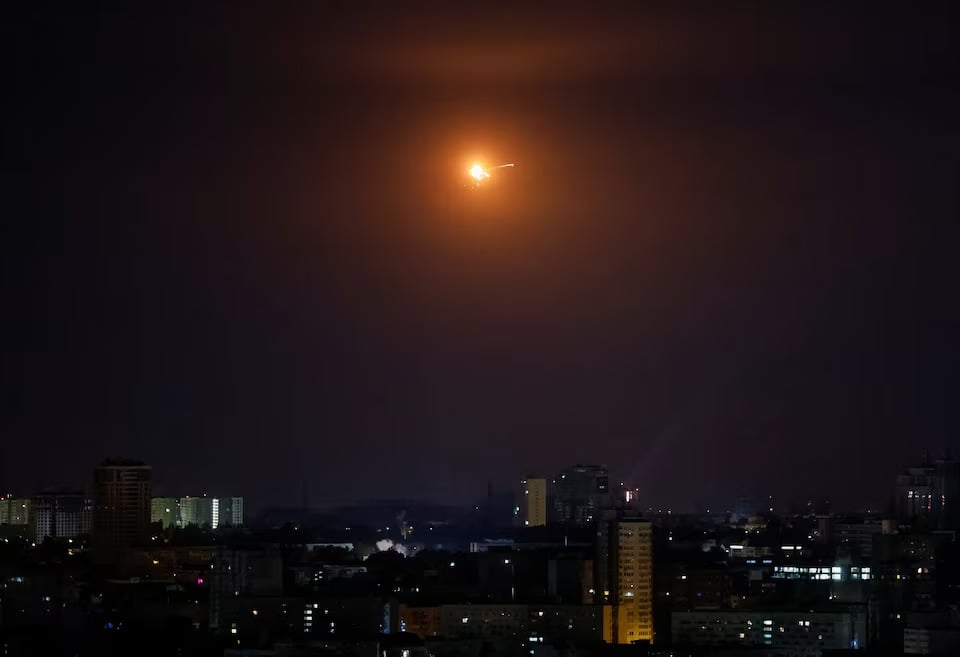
[
  {"left": 3, "top": 456, "right": 960, "bottom": 655},
  {"left": 5, "top": 3, "right": 960, "bottom": 656}
]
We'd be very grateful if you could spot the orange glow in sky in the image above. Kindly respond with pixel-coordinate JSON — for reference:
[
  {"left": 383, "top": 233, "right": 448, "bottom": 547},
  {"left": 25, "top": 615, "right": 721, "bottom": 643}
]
[{"left": 469, "top": 163, "right": 490, "bottom": 182}]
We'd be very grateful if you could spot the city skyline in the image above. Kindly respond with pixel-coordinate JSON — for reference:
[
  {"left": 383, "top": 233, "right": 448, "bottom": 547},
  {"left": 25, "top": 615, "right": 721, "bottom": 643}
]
[
  {"left": 3, "top": 449, "right": 960, "bottom": 655},
  {"left": 2, "top": 452, "right": 952, "bottom": 519}
]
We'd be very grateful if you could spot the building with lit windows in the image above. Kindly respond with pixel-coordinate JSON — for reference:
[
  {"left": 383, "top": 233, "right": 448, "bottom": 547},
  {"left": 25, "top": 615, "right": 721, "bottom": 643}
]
[
  {"left": 596, "top": 516, "right": 653, "bottom": 644},
  {"left": 216, "top": 496, "right": 244, "bottom": 527},
  {"left": 896, "top": 464, "right": 936, "bottom": 522},
  {"left": 150, "top": 497, "right": 178, "bottom": 529},
  {"left": 399, "top": 604, "right": 441, "bottom": 637},
  {"left": 300, "top": 597, "right": 397, "bottom": 636},
  {"left": 178, "top": 496, "right": 213, "bottom": 528},
  {"left": 437, "top": 604, "right": 608, "bottom": 644},
  {"left": 522, "top": 477, "right": 548, "bottom": 527},
  {"left": 0, "top": 496, "right": 30, "bottom": 526},
  {"left": 209, "top": 545, "right": 283, "bottom": 631},
  {"left": 555, "top": 464, "right": 609, "bottom": 527},
  {"left": 31, "top": 492, "right": 92, "bottom": 542},
  {"left": 772, "top": 564, "right": 872, "bottom": 582},
  {"left": 440, "top": 605, "right": 527, "bottom": 639},
  {"left": 816, "top": 515, "right": 883, "bottom": 558},
  {"left": 178, "top": 495, "right": 243, "bottom": 528},
  {"left": 895, "top": 454, "right": 960, "bottom": 529},
  {"left": 672, "top": 609, "right": 866, "bottom": 656}
]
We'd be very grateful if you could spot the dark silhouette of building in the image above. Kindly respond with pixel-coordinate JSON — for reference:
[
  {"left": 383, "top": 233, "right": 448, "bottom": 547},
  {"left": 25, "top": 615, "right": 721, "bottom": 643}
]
[
  {"left": 93, "top": 459, "right": 152, "bottom": 560},
  {"left": 555, "top": 464, "right": 610, "bottom": 527}
]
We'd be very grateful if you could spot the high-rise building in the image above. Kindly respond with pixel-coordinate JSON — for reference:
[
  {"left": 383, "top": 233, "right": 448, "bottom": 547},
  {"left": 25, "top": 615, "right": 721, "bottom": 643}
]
[
  {"left": 178, "top": 496, "right": 244, "bottom": 529},
  {"left": 151, "top": 497, "right": 179, "bottom": 529},
  {"left": 178, "top": 496, "right": 213, "bottom": 528},
  {"left": 895, "top": 463, "right": 936, "bottom": 522},
  {"left": 0, "top": 496, "right": 30, "bottom": 526},
  {"left": 217, "top": 496, "right": 244, "bottom": 528},
  {"left": 31, "top": 492, "right": 92, "bottom": 542},
  {"left": 555, "top": 464, "right": 610, "bottom": 526},
  {"left": 521, "top": 477, "right": 548, "bottom": 527},
  {"left": 93, "top": 459, "right": 152, "bottom": 559},
  {"left": 596, "top": 516, "right": 653, "bottom": 644},
  {"left": 895, "top": 453, "right": 960, "bottom": 529}
]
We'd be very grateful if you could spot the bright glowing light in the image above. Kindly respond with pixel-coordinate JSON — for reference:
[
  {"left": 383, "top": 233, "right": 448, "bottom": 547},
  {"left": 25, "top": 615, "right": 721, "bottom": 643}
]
[
  {"left": 467, "top": 162, "right": 514, "bottom": 188},
  {"left": 469, "top": 164, "right": 490, "bottom": 182}
]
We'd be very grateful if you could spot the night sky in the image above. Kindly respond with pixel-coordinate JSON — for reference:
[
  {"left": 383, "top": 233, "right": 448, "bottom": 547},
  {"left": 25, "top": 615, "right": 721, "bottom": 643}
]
[{"left": 5, "top": 4, "right": 960, "bottom": 511}]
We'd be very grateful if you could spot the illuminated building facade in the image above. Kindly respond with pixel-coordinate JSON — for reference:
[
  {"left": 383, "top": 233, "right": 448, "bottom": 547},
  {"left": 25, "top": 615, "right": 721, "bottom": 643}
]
[
  {"left": 0, "top": 496, "right": 30, "bottom": 526},
  {"left": 178, "top": 496, "right": 243, "bottom": 528},
  {"left": 217, "top": 496, "right": 244, "bottom": 527},
  {"left": 398, "top": 604, "right": 441, "bottom": 637},
  {"left": 596, "top": 517, "right": 653, "bottom": 644},
  {"left": 522, "top": 477, "right": 548, "bottom": 527},
  {"left": 150, "top": 497, "right": 178, "bottom": 529},
  {"left": 178, "top": 496, "right": 212, "bottom": 528},
  {"left": 31, "top": 492, "right": 92, "bottom": 542}
]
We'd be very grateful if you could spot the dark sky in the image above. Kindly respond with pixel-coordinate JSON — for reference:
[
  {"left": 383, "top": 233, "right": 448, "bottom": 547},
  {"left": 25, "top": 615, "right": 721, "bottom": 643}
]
[{"left": 5, "top": 4, "right": 960, "bottom": 511}]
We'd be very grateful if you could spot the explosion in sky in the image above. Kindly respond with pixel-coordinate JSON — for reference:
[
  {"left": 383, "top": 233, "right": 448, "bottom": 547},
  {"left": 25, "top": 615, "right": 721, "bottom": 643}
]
[{"left": 467, "top": 162, "right": 514, "bottom": 187}]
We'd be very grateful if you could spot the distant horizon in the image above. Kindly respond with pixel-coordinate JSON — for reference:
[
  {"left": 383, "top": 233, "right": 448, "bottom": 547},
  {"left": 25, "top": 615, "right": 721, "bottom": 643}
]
[{"left": 5, "top": 473, "right": 903, "bottom": 518}]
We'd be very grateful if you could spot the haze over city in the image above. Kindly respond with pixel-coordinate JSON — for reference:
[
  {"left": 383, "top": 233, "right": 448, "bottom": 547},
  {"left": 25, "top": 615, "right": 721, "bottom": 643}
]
[{"left": 6, "top": 4, "right": 959, "bottom": 513}]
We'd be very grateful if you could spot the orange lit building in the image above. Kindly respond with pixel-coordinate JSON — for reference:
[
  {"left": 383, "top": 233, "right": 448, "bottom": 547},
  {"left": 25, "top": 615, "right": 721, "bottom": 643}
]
[
  {"left": 399, "top": 604, "right": 441, "bottom": 637},
  {"left": 523, "top": 477, "right": 549, "bottom": 527},
  {"left": 596, "top": 517, "right": 653, "bottom": 644}
]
